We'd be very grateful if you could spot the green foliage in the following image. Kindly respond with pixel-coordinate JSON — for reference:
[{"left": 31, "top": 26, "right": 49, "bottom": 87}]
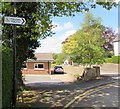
[
  {"left": 106, "top": 56, "right": 120, "bottom": 64},
  {"left": 73, "top": 74, "right": 81, "bottom": 78},
  {"left": 62, "top": 12, "right": 106, "bottom": 65},
  {"left": 51, "top": 64, "right": 56, "bottom": 68},
  {"left": 105, "top": 58, "right": 112, "bottom": 63},
  {"left": 52, "top": 53, "right": 67, "bottom": 65},
  {"left": 81, "top": 12, "right": 102, "bottom": 27},
  {"left": 112, "top": 56, "right": 120, "bottom": 64},
  {"left": 2, "top": 46, "right": 13, "bottom": 108}
]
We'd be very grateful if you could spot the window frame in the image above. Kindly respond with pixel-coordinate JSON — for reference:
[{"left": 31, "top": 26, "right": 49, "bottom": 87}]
[
  {"left": 34, "top": 63, "right": 44, "bottom": 70},
  {"left": 22, "top": 63, "right": 27, "bottom": 70}
]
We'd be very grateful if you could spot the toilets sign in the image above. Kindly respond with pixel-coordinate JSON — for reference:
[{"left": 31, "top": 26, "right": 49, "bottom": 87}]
[{"left": 4, "top": 16, "right": 26, "bottom": 25}]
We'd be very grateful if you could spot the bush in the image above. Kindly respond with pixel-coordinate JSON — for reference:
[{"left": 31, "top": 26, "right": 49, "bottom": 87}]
[
  {"left": 112, "top": 56, "right": 120, "bottom": 64},
  {"left": 105, "top": 58, "right": 112, "bottom": 63},
  {"left": 51, "top": 64, "right": 56, "bottom": 68},
  {"left": 2, "top": 46, "right": 13, "bottom": 108},
  {"left": 105, "top": 56, "right": 120, "bottom": 64}
]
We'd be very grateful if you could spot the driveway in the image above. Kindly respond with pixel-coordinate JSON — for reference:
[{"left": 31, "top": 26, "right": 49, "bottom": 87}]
[{"left": 24, "top": 74, "right": 75, "bottom": 87}]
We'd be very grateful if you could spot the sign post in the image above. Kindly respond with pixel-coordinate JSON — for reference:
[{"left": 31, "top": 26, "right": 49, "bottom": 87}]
[
  {"left": 4, "top": 2, "right": 26, "bottom": 107},
  {"left": 4, "top": 16, "right": 26, "bottom": 25},
  {"left": 12, "top": 18, "right": 17, "bottom": 107},
  {"left": 12, "top": 2, "right": 17, "bottom": 107}
]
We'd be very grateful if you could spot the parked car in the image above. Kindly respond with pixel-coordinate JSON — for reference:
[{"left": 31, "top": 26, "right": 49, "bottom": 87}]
[{"left": 54, "top": 65, "right": 64, "bottom": 74}]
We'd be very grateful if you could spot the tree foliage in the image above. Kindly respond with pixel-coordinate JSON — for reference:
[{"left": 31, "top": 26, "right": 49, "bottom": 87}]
[
  {"left": 52, "top": 53, "right": 67, "bottom": 65},
  {"left": 62, "top": 12, "right": 110, "bottom": 65},
  {"left": 102, "top": 26, "right": 117, "bottom": 51}
]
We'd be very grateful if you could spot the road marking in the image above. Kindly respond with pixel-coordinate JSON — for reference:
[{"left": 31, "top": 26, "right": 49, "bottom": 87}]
[{"left": 64, "top": 82, "right": 116, "bottom": 108}]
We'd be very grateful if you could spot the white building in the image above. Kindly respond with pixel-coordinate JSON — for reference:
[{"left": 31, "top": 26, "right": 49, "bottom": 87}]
[
  {"left": 63, "top": 59, "right": 69, "bottom": 65},
  {"left": 113, "top": 36, "right": 120, "bottom": 56}
]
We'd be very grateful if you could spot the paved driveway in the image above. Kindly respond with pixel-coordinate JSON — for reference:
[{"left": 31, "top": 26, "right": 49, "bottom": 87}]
[{"left": 24, "top": 74, "right": 75, "bottom": 86}]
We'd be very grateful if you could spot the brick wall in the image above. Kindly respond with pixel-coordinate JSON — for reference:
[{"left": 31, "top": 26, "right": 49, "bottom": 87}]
[{"left": 22, "top": 62, "right": 51, "bottom": 75}]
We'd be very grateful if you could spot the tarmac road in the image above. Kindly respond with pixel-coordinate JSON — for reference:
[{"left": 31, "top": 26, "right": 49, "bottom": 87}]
[
  {"left": 18, "top": 76, "right": 119, "bottom": 108},
  {"left": 64, "top": 81, "right": 119, "bottom": 108}
]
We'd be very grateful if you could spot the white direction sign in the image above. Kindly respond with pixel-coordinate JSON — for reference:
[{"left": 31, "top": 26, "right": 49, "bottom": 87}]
[{"left": 4, "top": 16, "right": 26, "bottom": 25}]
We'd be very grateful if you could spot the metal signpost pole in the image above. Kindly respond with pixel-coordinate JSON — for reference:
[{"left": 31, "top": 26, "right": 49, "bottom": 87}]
[
  {"left": 4, "top": 2, "right": 26, "bottom": 107},
  {"left": 12, "top": 2, "right": 17, "bottom": 107}
]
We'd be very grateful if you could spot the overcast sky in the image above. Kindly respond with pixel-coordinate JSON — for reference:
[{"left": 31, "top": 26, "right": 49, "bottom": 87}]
[{"left": 35, "top": 4, "right": 118, "bottom": 53}]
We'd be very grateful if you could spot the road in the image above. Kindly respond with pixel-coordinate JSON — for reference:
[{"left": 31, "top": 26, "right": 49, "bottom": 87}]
[
  {"left": 17, "top": 77, "right": 119, "bottom": 108},
  {"left": 64, "top": 82, "right": 119, "bottom": 108}
]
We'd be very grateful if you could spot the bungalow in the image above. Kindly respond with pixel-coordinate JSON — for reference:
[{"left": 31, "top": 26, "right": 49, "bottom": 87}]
[
  {"left": 22, "top": 53, "right": 54, "bottom": 75},
  {"left": 113, "top": 36, "right": 120, "bottom": 56}
]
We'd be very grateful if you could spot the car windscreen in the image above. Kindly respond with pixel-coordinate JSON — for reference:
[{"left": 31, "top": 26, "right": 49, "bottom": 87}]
[{"left": 55, "top": 66, "right": 63, "bottom": 68}]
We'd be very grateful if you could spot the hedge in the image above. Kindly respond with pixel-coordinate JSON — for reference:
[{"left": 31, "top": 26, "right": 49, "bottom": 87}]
[
  {"left": 2, "top": 46, "right": 13, "bottom": 108},
  {"left": 105, "top": 56, "right": 120, "bottom": 64}
]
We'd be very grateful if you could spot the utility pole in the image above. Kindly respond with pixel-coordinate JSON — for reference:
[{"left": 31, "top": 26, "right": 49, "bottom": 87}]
[{"left": 12, "top": 1, "right": 17, "bottom": 107}]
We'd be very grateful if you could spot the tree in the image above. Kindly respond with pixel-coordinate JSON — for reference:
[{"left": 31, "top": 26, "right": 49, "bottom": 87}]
[
  {"left": 52, "top": 53, "right": 67, "bottom": 65},
  {"left": 102, "top": 26, "right": 117, "bottom": 51},
  {"left": 62, "top": 12, "right": 108, "bottom": 66}
]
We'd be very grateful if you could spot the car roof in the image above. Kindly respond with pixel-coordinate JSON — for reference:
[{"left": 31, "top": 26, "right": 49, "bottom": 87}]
[{"left": 55, "top": 65, "right": 63, "bottom": 67}]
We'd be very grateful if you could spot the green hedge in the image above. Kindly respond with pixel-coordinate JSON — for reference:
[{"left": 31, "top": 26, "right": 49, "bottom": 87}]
[
  {"left": 112, "top": 56, "right": 120, "bottom": 64},
  {"left": 105, "top": 56, "right": 120, "bottom": 64},
  {"left": 2, "top": 46, "right": 13, "bottom": 108}
]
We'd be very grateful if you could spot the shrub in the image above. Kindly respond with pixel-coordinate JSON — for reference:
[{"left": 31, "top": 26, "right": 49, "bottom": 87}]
[
  {"left": 105, "top": 58, "right": 112, "bottom": 63},
  {"left": 105, "top": 56, "right": 120, "bottom": 64},
  {"left": 2, "top": 46, "right": 13, "bottom": 108},
  {"left": 111, "top": 56, "right": 120, "bottom": 64},
  {"left": 51, "top": 64, "right": 56, "bottom": 68}
]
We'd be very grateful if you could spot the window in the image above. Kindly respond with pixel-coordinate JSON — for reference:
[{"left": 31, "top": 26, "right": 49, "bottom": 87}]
[
  {"left": 22, "top": 63, "right": 27, "bottom": 69},
  {"left": 34, "top": 63, "right": 44, "bottom": 70}
]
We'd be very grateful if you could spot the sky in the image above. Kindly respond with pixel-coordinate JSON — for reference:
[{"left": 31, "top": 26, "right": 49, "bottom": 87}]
[{"left": 35, "top": 4, "right": 118, "bottom": 53}]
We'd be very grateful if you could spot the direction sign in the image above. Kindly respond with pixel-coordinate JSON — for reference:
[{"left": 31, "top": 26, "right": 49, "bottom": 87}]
[{"left": 4, "top": 16, "right": 26, "bottom": 25}]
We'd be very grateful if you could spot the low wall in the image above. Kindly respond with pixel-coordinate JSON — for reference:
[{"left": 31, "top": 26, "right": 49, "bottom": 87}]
[
  {"left": 82, "top": 68, "right": 97, "bottom": 81},
  {"left": 100, "top": 63, "right": 119, "bottom": 74},
  {"left": 63, "top": 63, "right": 119, "bottom": 75}
]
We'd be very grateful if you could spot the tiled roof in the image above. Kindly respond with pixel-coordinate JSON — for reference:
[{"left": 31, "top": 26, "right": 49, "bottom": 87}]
[
  {"left": 27, "top": 53, "right": 54, "bottom": 62},
  {"left": 35, "top": 53, "right": 54, "bottom": 61}
]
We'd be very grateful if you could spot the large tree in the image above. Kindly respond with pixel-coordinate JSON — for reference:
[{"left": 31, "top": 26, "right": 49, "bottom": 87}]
[{"left": 62, "top": 12, "right": 116, "bottom": 66}]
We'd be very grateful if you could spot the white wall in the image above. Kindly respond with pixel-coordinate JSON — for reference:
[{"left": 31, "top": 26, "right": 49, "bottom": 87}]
[{"left": 113, "top": 41, "right": 120, "bottom": 56}]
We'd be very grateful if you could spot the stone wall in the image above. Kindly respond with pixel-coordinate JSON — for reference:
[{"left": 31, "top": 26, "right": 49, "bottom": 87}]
[
  {"left": 82, "top": 67, "right": 100, "bottom": 81},
  {"left": 62, "top": 65, "right": 100, "bottom": 81}
]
